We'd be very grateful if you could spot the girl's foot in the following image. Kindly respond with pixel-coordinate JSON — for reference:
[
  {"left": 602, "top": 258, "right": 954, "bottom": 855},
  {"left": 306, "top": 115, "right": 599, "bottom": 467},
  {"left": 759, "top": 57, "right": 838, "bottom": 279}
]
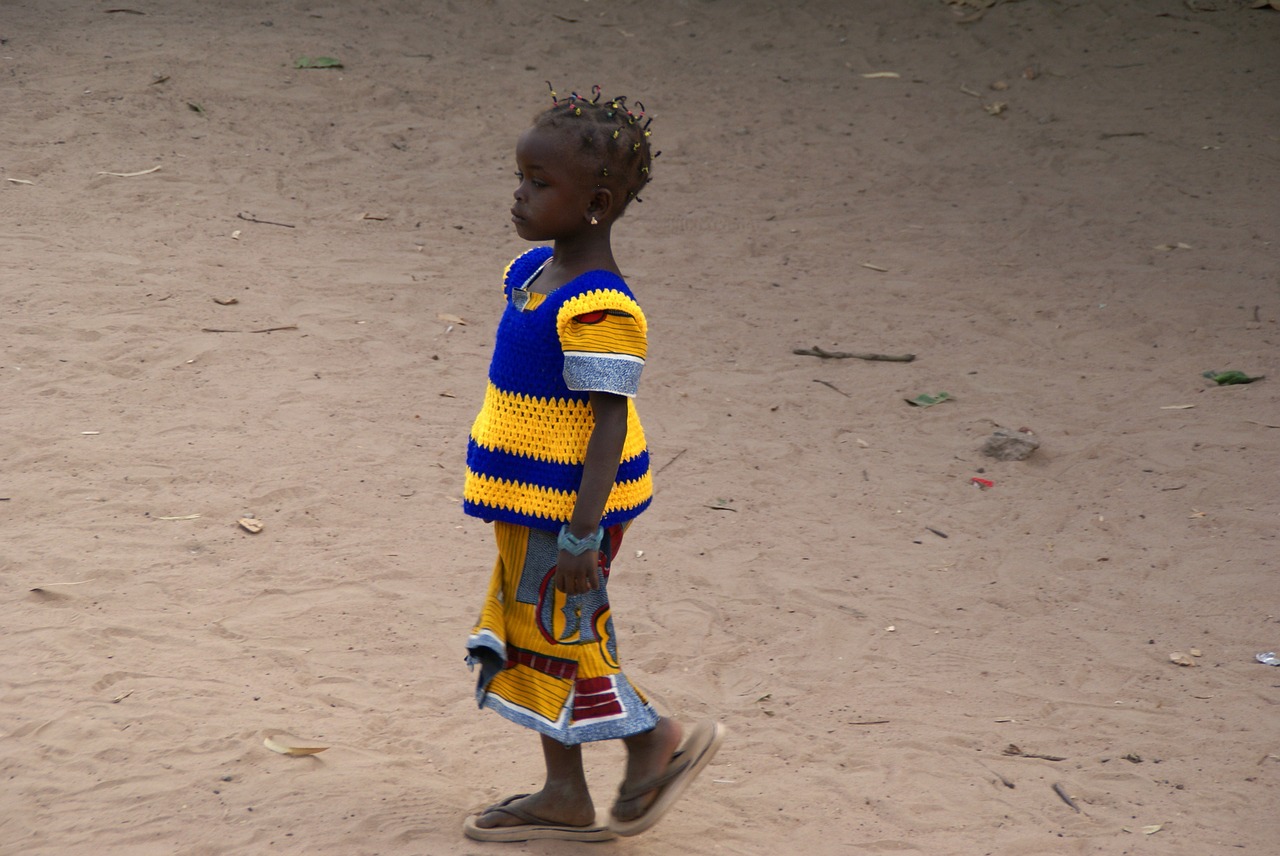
[
  {"left": 472, "top": 790, "right": 597, "bottom": 830},
  {"left": 613, "top": 717, "right": 683, "bottom": 823}
]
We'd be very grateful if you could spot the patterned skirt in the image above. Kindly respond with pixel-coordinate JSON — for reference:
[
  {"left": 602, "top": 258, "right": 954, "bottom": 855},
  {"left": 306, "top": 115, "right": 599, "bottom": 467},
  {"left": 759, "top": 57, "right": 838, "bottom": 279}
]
[{"left": 465, "top": 520, "right": 659, "bottom": 745}]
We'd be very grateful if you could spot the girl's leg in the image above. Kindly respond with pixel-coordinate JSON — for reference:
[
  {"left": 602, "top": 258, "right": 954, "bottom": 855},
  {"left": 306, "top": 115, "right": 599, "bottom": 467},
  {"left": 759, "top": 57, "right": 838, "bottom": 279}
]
[{"left": 472, "top": 734, "right": 597, "bottom": 829}]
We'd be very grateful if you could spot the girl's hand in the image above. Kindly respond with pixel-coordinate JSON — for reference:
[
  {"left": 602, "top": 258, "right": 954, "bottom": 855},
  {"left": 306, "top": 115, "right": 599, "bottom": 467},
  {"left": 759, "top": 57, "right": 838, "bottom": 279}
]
[{"left": 555, "top": 549, "right": 601, "bottom": 595}]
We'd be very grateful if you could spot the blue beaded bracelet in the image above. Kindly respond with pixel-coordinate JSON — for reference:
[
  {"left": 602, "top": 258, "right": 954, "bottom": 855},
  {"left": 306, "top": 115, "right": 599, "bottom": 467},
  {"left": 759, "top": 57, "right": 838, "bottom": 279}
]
[{"left": 558, "top": 524, "right": 604, "bottom": 555}]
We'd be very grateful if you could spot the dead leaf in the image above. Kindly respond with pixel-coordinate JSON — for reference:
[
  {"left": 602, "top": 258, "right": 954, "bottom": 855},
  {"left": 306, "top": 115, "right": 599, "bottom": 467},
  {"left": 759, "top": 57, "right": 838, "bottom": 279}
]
[
  {"left": 990, "top": 80, "right": 1009, "bottom": 91},
  {"left": 5, "top": 178, "right": 34, "bottom": 185},
  {"left": 860, "top": 262, "right": 889, "bottom": 272},
  {"left": 154, "top": 514, "right": 201, "bottom": 521},
  {"left": 1160, "top": 404, "right": 1195, "bottom": 410},
  {"left": 263, "top": 732, "right": 328, "bottom": 756},
  {"left": 1003, "top": 743, "right": 1066, "bottom": 761},
  {"left": 213, "top": 297, "right": 239, "bottom": 306},
  {"left": 983, "top": 101, "right": 1008, "bottom": 116},
  {"left": 437, "top": 313, "right": 467, "bottom": 325},
  {"left": 361, "top": 212, "right": 388, "bottom": 221},
  {"left": 97, "top": 165, "right": 161, "bottom": 177},
  {"left": 29, "top": 579, "right": 95, "bottom": 592},
  {"left": 861, "top": 71, "right": 900, "bottom": 79},
  {"left": 238, "top": 517, "right": 264, "bottom": 534},
  {"left": 1169, "top": 651, "right": 1196, "bottom": 667},
  {"left": 1141, "top": 824, "right": 1164, "bottom": 835}
]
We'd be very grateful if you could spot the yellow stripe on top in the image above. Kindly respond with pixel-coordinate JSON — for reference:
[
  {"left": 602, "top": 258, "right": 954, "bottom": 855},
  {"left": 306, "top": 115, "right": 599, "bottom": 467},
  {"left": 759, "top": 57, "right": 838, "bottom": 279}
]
[
  {"left": 470, "top": 382, "right": 648, "bottom": 464},
  {"left": 463, "top": 470, "right": 653, "bottom": 523}
]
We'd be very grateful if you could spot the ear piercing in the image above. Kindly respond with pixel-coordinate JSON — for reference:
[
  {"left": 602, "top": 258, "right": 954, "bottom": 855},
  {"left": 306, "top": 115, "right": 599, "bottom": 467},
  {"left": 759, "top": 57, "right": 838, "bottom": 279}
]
[{"left": 591, "top": 216, "right": 599, "bottom": 225}]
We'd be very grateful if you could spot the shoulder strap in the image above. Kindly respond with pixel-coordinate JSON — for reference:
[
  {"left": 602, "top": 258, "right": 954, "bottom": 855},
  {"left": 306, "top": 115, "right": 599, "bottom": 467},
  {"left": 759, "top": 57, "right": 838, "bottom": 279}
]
[{"left": 502, "top": 246, "right": 555, "bottom": 297}]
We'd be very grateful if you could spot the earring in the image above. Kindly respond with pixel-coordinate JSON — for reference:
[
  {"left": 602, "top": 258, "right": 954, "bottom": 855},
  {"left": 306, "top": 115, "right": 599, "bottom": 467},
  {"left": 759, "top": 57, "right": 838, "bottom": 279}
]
[{"left": 590, "top": 216, "right": 599, "bottom": 225}]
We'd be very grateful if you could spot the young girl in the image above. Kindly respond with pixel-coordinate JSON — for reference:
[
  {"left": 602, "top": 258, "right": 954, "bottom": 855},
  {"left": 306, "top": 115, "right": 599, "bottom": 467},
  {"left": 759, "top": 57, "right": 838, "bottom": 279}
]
[{"left": 461, "top": 87, "right": 724, "bottom": 842}]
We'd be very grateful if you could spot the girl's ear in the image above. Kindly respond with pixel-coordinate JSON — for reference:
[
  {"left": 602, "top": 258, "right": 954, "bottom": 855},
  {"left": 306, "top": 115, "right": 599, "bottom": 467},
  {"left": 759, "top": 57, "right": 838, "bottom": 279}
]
[{"left": 587, "top": 187, "right": 614, "bottom": 223}]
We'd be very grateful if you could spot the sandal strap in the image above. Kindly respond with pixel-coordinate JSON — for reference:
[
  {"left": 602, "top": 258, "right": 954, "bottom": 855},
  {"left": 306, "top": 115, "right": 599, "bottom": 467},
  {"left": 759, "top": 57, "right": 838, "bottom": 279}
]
[
  {"left": 483, "top": 793, "right": 535, "bottom": 813},
  {"left": 481, "top": 796, "right": 595, "bottom": 830},
  {"left": 488, "top": 804, "right": 557, "bottom": 826},
  {"left": 615, "top": 749, "right": 692, "bottom": 804}
]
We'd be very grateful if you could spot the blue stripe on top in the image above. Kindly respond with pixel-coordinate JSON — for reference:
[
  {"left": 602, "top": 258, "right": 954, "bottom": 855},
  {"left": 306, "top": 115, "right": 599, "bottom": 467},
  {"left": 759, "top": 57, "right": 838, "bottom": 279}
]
[{"left": 466, "top": 442, "right": 651, "bottom": 497}]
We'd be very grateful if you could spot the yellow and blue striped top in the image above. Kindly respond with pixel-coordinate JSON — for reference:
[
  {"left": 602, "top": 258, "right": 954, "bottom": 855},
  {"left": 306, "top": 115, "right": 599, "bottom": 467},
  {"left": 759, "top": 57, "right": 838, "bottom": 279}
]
[{"left": 463, "top": 247, "right": 653, "bottom": 530}]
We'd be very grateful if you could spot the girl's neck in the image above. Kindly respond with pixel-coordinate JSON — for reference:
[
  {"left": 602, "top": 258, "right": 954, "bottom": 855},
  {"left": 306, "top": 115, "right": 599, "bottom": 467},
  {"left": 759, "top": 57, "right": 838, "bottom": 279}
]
[{"left": 532, "top": 230, "right": 620, "bottom": 293}]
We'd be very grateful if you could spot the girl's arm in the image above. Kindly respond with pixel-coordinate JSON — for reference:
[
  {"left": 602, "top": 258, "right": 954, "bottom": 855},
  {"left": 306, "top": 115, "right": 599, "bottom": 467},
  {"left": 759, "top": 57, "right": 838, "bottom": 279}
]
[{"left": 554, "top": 391, "right": 628, "bottom": 595}]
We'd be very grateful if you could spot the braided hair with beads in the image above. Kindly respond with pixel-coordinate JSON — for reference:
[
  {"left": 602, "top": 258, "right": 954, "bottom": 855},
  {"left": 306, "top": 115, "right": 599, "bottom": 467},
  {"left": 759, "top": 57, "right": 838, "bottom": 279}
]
[{"left": 535, "top": 84, "right": 658, "bottom": 217}]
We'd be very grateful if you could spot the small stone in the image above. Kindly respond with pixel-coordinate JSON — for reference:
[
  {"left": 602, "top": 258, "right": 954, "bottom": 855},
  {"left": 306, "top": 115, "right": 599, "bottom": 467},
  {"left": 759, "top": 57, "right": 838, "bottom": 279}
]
[{"left": 981, "top": 428, "right": 1040, "bottom": 461}]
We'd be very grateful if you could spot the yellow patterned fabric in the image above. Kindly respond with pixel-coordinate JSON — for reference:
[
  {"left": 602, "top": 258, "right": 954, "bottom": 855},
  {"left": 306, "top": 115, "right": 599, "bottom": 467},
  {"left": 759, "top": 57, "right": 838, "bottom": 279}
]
[
  {"left": 558, "top": 292, "right": 647, "bottom": 357},
  {"left": 466, "top": 521, "right": 658, "bottom": 744}
]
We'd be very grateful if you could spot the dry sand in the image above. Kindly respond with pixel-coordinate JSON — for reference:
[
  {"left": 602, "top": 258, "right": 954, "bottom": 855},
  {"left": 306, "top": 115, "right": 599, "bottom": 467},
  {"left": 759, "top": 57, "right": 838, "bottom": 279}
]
[{"left": 2, "top": 1, "right": 1278, "bottom": 854}]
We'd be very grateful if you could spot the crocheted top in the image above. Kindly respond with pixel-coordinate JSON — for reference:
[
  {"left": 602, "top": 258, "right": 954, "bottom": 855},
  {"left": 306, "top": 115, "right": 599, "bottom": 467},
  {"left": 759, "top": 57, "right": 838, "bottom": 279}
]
[{"left": 463, "top": 247, "right": 653, "bottom": 531}]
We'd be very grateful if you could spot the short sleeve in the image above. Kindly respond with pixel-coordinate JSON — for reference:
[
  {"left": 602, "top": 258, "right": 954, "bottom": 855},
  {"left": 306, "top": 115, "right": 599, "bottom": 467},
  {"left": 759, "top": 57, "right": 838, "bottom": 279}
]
[{"left": 558, "top": 303, "right": 647, "bottom": 397}]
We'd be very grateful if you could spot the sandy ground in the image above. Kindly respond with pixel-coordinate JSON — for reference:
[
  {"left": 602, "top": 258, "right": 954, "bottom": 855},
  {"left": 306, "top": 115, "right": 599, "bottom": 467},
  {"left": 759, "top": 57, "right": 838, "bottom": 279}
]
[{"left": 2, "top": 1, "right": 1278, "bottom": 854}]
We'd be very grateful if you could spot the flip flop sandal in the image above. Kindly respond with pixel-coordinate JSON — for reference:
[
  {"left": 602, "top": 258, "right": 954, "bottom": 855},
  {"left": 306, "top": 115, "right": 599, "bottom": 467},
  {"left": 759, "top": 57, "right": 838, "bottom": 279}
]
[
  {"left": 463, "top": 794, "right": 616, "bottom": 842},
  {"left": 608, "top": 721, "right": 726, "bottom": 837}
]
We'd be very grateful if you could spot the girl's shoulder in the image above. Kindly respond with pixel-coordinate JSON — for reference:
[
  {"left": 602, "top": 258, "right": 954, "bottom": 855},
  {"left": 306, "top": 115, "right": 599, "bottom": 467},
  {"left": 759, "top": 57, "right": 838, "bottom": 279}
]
[{"left": 503, "top": 246, "right": 555, "bottom": 296}]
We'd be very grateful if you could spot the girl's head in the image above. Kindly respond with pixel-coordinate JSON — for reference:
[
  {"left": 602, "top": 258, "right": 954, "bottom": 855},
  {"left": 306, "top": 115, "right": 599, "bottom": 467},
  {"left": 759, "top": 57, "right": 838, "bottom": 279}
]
[
  {"left": 533, "top": 86, "right": 655, "bottom": 215},
  {"left": 510, "top": 86, "right": 656, "bottom": 241}
]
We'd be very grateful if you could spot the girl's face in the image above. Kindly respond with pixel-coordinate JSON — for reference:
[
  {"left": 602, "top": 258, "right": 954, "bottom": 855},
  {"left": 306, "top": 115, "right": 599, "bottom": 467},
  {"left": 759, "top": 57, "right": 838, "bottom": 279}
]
[{"left": 510, "top": 125, "right": 599, "bottom": 242}]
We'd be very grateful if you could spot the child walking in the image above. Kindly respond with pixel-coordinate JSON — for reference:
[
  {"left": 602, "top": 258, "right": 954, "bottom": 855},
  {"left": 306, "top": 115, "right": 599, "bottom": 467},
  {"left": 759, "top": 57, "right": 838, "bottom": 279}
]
[{"left": 461, "top": 86, "right": 724, "bottom": 842}]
